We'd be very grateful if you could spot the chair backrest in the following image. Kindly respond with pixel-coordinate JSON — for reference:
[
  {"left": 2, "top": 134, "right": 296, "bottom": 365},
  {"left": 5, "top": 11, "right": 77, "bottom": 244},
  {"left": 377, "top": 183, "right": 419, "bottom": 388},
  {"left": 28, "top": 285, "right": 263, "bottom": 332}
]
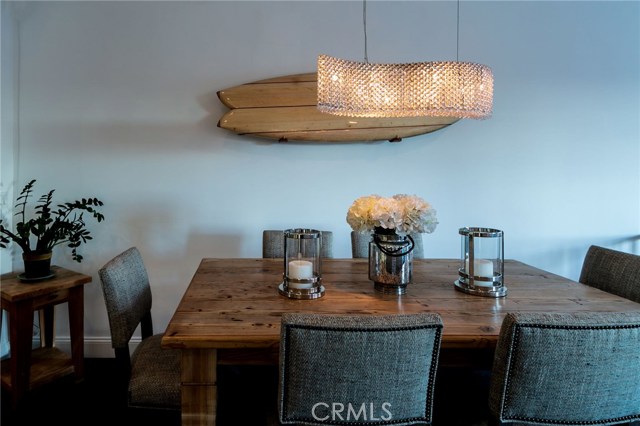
[
  {"left": 278, "top": 313, "right": 443, "bottom": 425},
  {"left": 579, "top": 245, "right": 640, "bottom": 303},
  {"left": 351, "top": 231, "right": 425, "bottom": 259},
  {"left": 99, "top": 246, "right": 154, "bottom": 350},
  {"left": 263, "top": 229, "right": 334, "bottom": 258},
  {"left": 488, "top": 312, "right": 640, "bottom": 425},
  {"left": 99, "top": 247, "right": 181, "bottom": 413}
]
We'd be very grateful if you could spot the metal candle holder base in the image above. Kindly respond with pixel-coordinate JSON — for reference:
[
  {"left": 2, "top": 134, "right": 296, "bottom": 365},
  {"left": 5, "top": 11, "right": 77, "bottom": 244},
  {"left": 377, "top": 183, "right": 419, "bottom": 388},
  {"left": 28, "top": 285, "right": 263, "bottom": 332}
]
[
  {"left": 278, "top": 281, "right": 325, "bottom": 300},
  {"left": 454, "top": 279, "right": 507, "bottom": 298}
]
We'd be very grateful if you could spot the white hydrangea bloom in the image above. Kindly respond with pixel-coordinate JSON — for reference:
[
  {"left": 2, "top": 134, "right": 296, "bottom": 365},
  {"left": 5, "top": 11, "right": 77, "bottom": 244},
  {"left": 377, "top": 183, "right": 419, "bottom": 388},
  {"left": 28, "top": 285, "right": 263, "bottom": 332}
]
[{"left": 346, "top": 193, "right": 438, "bottom": 234}]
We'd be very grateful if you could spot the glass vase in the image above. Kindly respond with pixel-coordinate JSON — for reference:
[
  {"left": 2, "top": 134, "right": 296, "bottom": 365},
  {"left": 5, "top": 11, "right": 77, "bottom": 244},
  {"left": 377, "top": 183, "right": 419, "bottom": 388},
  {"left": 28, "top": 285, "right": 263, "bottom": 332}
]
[{"left": 368, "top": 229, "right": 415, "bottom": 295}]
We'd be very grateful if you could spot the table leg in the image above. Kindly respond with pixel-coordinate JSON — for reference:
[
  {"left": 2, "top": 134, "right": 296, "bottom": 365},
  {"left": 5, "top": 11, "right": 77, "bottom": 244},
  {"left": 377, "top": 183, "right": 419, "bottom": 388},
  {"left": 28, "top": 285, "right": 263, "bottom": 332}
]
[
  {"left": 8, "top": 301, "right": 35, "bottom": 408},
  {"left": 181, "top": 349, "right": 217, "bottom": 426},
  {"left": 39, "top": 306, "right": 55, "bottom": 348},
  {"left": 67, "top": 286, "right": 85, "bottom": 380}
]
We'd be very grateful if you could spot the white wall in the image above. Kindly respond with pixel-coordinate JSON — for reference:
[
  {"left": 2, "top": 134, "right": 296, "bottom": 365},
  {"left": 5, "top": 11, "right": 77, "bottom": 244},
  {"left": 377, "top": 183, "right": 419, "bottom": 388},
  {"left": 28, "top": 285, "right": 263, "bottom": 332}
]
[
  {"left": 2, "top": 1, "right": 639, "bottom": 357},
  {"left": 1, "top": 2, "right": 18, "bottom": 274},
  {"left": 1, "top": 1, "right": 19, "bottom": 357}
]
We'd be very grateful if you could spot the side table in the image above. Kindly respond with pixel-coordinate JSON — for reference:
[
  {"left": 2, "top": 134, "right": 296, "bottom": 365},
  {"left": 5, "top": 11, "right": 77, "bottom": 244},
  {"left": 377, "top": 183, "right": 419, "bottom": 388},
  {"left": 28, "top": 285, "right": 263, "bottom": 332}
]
[{"left": 0, "top": 265, "right": 92, "bottom": 409}]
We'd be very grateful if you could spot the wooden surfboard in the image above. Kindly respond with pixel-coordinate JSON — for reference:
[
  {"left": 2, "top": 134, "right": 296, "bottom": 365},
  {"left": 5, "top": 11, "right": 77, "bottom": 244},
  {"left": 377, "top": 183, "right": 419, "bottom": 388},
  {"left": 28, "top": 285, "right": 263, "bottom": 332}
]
[{"left": 217, "top": 73, "right": 459, "bottom": 143}]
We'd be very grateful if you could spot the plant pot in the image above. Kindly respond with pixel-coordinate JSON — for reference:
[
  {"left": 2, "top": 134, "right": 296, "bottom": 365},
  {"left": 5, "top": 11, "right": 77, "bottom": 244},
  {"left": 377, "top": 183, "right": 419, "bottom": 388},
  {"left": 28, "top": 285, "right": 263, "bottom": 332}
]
[{"left": 22, "top": 251, "right": 53, "bottom": 280}]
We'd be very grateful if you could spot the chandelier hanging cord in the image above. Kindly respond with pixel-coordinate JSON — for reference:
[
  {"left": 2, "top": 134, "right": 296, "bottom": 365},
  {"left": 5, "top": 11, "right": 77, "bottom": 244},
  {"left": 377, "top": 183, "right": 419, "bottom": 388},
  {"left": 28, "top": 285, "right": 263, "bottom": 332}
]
[
  {"left": 456, "top": 0, "right": 460, "bottom": 61},
  {"left": 363, "top": 0, "right": 369, "bottom": 63}
]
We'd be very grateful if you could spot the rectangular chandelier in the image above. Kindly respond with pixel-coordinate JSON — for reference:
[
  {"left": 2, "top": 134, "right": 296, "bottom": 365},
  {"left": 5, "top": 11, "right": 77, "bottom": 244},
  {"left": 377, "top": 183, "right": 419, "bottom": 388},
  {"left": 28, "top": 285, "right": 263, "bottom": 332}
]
[{"left": 317, "top": 54, "right": 493, "bottom": 119}]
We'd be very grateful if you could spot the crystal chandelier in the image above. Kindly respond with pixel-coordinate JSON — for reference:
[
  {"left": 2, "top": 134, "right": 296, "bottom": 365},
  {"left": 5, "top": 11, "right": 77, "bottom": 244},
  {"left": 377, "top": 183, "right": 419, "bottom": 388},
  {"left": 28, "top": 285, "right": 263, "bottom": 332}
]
[{"left": 317, "top": 1, "right": 493, "bottom": 119}]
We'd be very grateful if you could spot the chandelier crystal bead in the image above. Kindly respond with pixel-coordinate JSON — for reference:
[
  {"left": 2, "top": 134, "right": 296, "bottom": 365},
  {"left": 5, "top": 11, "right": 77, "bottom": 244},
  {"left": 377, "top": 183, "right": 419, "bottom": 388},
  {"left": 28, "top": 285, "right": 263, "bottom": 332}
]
[{"left": 317, "top": 54, "right": 494, "bottom": 119}]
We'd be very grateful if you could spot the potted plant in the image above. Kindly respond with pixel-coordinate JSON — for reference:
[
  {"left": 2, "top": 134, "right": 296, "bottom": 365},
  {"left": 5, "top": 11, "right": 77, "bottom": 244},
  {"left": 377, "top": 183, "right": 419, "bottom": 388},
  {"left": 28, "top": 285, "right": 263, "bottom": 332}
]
[{"left": 0, "top": 179, "right": 105, "bottom": 280}]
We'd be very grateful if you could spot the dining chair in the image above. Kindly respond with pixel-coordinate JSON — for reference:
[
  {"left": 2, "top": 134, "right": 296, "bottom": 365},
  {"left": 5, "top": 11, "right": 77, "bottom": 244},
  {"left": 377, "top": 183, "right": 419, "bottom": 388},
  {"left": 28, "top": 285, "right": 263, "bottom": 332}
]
[
  {"left": 278, "top": 312, "right": 443, "bottom": 425},
  {"left": 262, "top": 229, "right": 334, "bottom": 258},
  {"left": 98, "top": 247, "right": 181, "bottom": 417},
  {"left": 351, "top": 230, "right": 425, "bottom": 259},
  {"left": 488, "top": 311, "right": 640, "bottom": 425},
  {"left": 579, "top": 245, "right": 640, "bottom": 304}
]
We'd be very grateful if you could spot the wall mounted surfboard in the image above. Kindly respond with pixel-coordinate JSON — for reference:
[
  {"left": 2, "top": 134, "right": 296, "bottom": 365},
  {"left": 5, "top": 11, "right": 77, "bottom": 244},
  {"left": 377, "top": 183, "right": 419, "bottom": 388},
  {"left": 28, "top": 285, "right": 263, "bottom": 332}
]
[{"left": 217, "top": 73, "right": 459, "bottom": 143}]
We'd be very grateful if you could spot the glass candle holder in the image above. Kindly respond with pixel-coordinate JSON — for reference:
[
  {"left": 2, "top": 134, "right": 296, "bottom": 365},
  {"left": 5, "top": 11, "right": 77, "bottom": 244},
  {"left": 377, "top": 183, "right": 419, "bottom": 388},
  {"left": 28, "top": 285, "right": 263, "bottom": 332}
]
[
  {"left": 454, "top": 227, "right": 507, "bottom": 297},
  {"left": 278, "top": 228, "right": 325, "bottom": 300}
]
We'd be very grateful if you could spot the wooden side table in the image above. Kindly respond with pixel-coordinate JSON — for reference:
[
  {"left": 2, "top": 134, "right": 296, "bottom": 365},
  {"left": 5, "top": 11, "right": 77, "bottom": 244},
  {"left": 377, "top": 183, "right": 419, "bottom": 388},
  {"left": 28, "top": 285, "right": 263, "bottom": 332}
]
[{"left": 0, "top": 265, "right": 92, "bottom": 409}]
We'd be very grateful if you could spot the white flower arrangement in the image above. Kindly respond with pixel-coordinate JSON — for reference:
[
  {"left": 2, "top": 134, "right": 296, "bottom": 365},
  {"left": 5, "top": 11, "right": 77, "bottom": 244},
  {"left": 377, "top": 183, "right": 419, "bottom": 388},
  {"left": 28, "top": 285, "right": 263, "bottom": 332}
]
[{"left": 346, "top": 194, "right": 438, "bottom": 235}]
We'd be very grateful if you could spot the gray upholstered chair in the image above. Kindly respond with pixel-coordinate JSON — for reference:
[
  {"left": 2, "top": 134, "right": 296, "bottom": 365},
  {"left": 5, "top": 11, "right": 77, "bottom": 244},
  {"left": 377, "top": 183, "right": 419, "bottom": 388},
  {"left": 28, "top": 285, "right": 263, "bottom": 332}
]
[
  {"left": 278, "top": 313, "right": 443, "bottom": 425},
  {"left": 351, "top": 230, "right": 425, "bottom": 259},
  {"left": 488, "top": 312, "right": 640, "bottom": 425},
  {"left": 262, "top": 229, "right": 334, "bottom": 258},
  {"left": 579, "top": 245, "right": 640, "bottom": 304},
  {"left": 99, "top": 247, "right": 181, "bottom": 414}
]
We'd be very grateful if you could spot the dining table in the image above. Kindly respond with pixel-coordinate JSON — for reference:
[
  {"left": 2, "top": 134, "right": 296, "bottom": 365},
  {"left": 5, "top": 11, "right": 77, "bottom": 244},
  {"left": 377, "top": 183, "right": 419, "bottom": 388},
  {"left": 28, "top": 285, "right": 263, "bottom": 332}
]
[{"left": 161, "top": 258, "right": 640, "bottom": 426}]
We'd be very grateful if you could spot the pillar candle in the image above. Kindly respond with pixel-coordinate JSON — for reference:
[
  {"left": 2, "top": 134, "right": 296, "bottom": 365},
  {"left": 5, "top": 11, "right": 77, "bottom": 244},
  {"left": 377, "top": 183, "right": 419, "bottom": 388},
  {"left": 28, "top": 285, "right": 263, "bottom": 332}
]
[
  {"left": 466, "top": 258, "right": 494, "bottom": 286},
  {"left": 288, "top": 260, "right": 314, "bottom": 288}
]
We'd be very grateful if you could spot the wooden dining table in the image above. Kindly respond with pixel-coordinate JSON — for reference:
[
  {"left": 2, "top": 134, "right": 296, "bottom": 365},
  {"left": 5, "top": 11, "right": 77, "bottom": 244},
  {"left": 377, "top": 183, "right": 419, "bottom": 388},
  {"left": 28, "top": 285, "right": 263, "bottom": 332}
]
[{"left": 161, "top": 258, "right": 640, "bottom": 426}]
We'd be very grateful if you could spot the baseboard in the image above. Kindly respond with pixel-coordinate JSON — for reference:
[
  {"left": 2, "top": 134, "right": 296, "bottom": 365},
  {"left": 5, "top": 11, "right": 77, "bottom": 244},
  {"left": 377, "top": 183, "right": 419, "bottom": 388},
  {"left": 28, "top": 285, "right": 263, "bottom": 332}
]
[
  {"left": 54, "top": 337, "right": 141, "bottom": 358},
  {"left": 0, "top": 314, "right": 125, "bottom": 359}
]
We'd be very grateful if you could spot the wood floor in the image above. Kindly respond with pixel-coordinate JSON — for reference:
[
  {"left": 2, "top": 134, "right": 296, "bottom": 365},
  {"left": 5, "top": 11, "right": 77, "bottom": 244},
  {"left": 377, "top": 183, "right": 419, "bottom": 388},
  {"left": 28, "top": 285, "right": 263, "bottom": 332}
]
[{"left": 1, "top": 359, "right": 491, "bottom": 425}]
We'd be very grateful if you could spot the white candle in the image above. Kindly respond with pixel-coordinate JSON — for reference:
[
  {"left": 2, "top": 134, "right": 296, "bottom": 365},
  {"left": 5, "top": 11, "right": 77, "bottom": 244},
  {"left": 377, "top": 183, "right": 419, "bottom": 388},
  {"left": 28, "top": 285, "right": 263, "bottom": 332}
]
[
  {"left": 466, "top": 258, "right": 494, "bottom": 286},
  {"left": 288, "top": 260, "right": 314, "bottom": 288}
]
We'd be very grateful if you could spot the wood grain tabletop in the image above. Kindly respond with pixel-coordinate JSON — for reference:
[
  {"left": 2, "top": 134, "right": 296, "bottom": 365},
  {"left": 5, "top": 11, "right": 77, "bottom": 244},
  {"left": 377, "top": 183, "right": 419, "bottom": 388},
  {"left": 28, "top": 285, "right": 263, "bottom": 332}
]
[{"left": 162, "top": 258, "right": 640, "bottom": 350}]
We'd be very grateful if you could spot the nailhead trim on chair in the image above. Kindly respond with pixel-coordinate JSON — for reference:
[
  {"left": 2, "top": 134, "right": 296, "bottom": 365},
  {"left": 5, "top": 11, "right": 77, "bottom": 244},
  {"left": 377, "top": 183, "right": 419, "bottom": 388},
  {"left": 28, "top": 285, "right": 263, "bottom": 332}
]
[
  {"left": 500, "top": 320, "right": 640, "bottom": 425},
  {"left": 280, "top": 314, "right": 442, "bottom": 425}
]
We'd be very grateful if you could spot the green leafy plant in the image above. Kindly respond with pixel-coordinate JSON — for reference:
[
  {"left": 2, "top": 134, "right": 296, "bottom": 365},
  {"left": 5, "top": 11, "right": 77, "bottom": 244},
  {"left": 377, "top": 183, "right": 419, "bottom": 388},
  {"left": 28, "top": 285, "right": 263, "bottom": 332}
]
[{"left": 0, "top": 179, "right": 105, "bottom": 262}]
